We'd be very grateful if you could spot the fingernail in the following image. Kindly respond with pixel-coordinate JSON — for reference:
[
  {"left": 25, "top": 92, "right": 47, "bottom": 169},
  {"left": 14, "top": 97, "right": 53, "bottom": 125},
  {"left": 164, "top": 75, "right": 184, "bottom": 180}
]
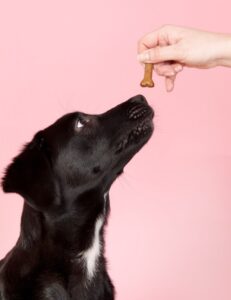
[
  {"left": 137, "top": 52, "right": 149, "bottom": 62},
  {"left": 167, "top": 85, "right": 173, "bottom": 92},
  {"left": 168, "top": 82, "right": 174, "bottom": 92}
]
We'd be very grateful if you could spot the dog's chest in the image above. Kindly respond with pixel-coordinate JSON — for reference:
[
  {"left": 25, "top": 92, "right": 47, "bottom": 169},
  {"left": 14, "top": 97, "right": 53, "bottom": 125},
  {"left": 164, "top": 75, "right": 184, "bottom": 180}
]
[
  {"left": 80, "top": 192, "right": 108, "bottom": 280},
  {"left": 82, "top": 216, "right": 104, "bottom": 280}
]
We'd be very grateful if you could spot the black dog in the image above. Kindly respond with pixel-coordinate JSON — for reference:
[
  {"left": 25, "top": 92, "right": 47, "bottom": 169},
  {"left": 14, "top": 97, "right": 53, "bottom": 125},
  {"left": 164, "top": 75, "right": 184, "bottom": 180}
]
[{"left": 0, "top": 95, "right": 154, "bottom": 300}]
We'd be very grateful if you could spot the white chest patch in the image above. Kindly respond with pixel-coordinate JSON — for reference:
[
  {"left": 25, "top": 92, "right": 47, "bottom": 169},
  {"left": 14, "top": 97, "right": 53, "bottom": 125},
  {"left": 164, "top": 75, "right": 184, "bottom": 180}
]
[{"left": 82, "top": 216, "right": 104, "bottom": 280}]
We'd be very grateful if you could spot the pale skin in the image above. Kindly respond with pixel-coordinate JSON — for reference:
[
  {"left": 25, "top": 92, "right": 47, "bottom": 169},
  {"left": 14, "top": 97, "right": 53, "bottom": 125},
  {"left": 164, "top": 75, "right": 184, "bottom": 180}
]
[{"left": 137, "top": 25, "right": 231, "bottom": 92}]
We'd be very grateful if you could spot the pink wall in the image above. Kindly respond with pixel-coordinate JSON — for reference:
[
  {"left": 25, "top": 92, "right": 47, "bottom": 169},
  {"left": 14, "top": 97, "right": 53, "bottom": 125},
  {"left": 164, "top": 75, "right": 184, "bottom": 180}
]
[{"left": 0, "top": 1, "right": 231, "bottom": 299}]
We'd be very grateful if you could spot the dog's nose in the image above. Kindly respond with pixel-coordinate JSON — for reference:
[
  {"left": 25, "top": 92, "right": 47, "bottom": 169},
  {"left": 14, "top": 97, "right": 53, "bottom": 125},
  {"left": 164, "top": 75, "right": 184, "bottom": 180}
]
[{"left": 129, "top": 94, "right": 148, "bottom": 105}]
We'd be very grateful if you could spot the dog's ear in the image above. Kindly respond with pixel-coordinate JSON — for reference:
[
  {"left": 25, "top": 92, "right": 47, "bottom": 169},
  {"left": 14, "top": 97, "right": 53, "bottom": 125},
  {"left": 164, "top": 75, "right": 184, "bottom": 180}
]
[{"left": 1, "top": 132, "right": 58, "bottom": 211}]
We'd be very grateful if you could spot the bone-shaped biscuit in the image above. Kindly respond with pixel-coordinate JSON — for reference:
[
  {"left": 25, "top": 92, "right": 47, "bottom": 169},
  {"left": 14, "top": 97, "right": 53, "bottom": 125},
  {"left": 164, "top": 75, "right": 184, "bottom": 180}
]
[{"left": 140, "top": 63, "right": 155, "bottom": 88}]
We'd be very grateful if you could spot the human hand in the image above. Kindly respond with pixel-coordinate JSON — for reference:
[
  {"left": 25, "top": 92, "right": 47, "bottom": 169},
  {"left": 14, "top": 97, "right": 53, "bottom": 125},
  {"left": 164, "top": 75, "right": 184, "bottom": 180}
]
[{"left": 138, "top": 25, "right": 231, "bottom": 91}]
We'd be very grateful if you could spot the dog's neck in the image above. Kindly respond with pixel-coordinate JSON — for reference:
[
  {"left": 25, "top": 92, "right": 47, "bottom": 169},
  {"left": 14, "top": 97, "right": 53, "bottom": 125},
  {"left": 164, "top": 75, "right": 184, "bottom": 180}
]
[{"left": 18, "top": 188, "right": 109, "bottom": 249}]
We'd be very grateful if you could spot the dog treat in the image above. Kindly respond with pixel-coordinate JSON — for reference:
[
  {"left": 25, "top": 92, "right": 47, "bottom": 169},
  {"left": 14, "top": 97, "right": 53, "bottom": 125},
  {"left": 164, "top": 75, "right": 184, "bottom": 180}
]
[{"left": 140, "top": 63, "right": 155, "bottom": 88}]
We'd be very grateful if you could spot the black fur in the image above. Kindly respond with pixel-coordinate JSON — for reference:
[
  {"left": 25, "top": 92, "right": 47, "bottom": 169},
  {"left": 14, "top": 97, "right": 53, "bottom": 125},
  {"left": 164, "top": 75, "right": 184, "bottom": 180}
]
[{"left": 0, "top": 95, "right": 154, "bottom": 300}]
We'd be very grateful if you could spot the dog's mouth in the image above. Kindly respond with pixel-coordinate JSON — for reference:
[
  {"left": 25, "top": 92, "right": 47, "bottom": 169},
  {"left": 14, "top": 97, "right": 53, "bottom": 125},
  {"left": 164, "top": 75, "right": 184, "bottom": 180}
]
[{"left": 115, "top": 104, "right": 154, "bottom": 155}]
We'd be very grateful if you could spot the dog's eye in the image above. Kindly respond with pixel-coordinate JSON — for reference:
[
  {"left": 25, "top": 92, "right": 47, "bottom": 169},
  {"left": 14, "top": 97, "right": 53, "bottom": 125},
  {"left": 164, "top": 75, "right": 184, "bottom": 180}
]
[
  {"left": 76, "top": 120, "right": 84, "bottom": 129},
  {"left": 75, "top": 117, "right": 90, "bottom": 132}
]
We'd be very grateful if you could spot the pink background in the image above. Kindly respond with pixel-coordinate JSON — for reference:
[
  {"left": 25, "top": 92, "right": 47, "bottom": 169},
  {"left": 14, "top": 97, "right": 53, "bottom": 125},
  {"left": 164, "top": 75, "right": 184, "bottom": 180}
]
[{"left": 0, "top": 1, "right": 231, "bottom": 299}]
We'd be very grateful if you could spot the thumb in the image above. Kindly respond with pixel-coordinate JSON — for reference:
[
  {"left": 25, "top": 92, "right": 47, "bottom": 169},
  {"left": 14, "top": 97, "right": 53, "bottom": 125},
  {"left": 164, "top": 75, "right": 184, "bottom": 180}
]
[{"left": 137, "top": 45, "right": 180, "bottom": 64}]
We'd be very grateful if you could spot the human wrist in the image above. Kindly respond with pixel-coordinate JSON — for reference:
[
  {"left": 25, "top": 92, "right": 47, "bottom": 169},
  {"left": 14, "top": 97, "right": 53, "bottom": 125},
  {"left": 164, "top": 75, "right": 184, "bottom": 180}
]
[{"left": 215, "top": 34, "right": 231, "bottom": 67}]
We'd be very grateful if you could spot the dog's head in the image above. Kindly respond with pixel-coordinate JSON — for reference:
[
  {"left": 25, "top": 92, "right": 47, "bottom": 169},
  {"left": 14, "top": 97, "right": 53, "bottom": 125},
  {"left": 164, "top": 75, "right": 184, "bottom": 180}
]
[{"left": 2, "top": 95, "right": 154, "bottom": 211}]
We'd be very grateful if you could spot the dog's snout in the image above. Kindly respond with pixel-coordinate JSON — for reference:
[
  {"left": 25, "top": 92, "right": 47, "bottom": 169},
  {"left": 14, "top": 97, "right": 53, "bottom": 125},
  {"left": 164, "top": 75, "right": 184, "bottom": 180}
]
[
  {"left": 127, "top": 95, "right": 154, "bottom": 121},
  {"left": 128, "top": 105, "right": 148, "bottom": 120},
  {"left": 129, "top": 94, "right": 147, "bottom": 105}
]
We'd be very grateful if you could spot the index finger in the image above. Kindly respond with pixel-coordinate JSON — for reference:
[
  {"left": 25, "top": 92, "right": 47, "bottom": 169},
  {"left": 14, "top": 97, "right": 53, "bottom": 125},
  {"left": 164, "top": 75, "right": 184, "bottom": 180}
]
[{"left": 138, "top": 31, "right": 160, "bottom": 54}]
